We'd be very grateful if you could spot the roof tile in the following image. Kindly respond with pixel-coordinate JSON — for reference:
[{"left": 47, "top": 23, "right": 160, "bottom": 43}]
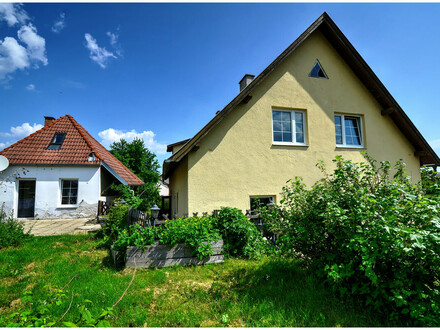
[{"left": 0, "top": 115, "right": 144, "bottom": 186}]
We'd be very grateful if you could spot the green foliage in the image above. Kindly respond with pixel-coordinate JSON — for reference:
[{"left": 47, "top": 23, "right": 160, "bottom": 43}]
[
  {"left": 213, "top": 207, "right": 266, "bottom": 259},
  {"left": 113, "top": 224, "right": 157, "bottom": 251},
  {"left": 159, "top": 215, "right": 222, "bottom": 259},
  {"left": 110, "top": 184, "right": 144, "bottom": 209},
  {"left": 420, "top": 166, "right": 440, "bottom": 198},
  {"left": 0, "top": 287, "right": 113, "bottom": 327},
  {"left": 264, "top": 154, "right": 440, "bottom": 326},
  {"left": 100, "top": 204, "right": 129, "bottom": 247},
  {"left": 109, "top": 138, "right": 161, "bottom": 210},
  {"left": 0, "top": 204, "right": 32, "bottom": 249}
]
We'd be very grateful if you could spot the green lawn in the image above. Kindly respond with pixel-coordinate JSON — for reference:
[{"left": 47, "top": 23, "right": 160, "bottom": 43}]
[{"left": 0, "top": 234, "right": 387, "bottom": 327}]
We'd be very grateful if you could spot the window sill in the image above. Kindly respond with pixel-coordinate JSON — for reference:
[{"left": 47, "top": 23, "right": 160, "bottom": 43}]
[
  {"left": 272, "top": 143, "right": 309, "bottom": 147},
  {"left": 57, "top": 205, "right": 78, "bottom": 209},
  {"left": 335, "top": 145, "right": 366, "bottom": 150}
]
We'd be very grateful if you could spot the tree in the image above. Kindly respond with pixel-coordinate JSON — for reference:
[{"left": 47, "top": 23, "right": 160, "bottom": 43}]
[{"left": 109, "top": 138, "right": 161, "bottom": 210}]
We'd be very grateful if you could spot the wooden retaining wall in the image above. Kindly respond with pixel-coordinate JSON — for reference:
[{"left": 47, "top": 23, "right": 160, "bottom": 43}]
[{"left": 112, "top": 240, "right": 224, "bottom": 268}]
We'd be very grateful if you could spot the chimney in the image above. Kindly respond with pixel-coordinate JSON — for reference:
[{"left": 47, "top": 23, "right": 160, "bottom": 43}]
[
  {"left": 239, "top": 74, "right": 255, "bottom": 92},
  {"left": 44, "top": 116, "right": 56, "bottom": 126}
]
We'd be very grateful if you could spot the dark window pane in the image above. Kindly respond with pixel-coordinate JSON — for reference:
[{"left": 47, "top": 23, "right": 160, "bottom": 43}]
[
  {"left": 344, "top": 117, "right": 361, "bottom": 146},
  {"left": 281, "top": 112, "right": 291, "bottom": 122},
  {"left": 274, "top": 132, "right": 282, "bottom": 142},
  {"left": 282, "top": 121, "right": 291, "bottom": 132},
  {"left": 335, "top": 115, "right": 343, "bottom": 144},
  {"left": 61, "top": 180, "right": 78, "bottom": 205},
  {"left": 296, "top": 132, "right": 304, "bottom": 143},
  {"left": 283, "top": 132, "right": 292, "bottom": 142},
  {"left": 272, "top": 111, "right": 281, "bottom": 121}
]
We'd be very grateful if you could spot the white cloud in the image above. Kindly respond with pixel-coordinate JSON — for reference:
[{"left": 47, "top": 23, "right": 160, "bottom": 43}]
[
  {"left": 0, "top": 122, "right": 43, "bottom": 140},
  {"left": 26, "top": 84, "right": 35, "bottom": 91},
  {"left": 107, "top": 31, "right": 118, "bottom": 47},
  {"left": 98, "top": 128, "right": 167, "bottom": 155},
  {"left": 84, "top": 33, "right": 116, "bottom": 69},
  {"left": 0, "top": 36, "right": 29, "bottom": 78},
  {"left": 0, "top": 3, "right": 28, "bottom": 27},
  {"left": 18, "top": 24, "right": 48, "bottom": 66},
  {"left": 51, "top": 12, "right": 66, "bottom": 33},
  {"left": 107, "top": 30, "right": 122, "bottom": 57},
  {"left": 0, "top": 14, "right": 47, "bottom": 81}
]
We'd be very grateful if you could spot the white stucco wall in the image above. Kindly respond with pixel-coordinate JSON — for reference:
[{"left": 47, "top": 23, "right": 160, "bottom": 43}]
[{"left": 0, "top": 165, "right": 101, "bottom": 219}]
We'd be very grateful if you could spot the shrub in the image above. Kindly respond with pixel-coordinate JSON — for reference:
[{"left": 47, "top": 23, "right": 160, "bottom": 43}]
[
  {"left": 264, "top": 155, "right": 440, "bottom": 326},
  {"left": 213, "top": 207, "right": 266, "bottom": 259},
  {"left": 99, "top": 204, "right": 129, "bottom": 247},
  {"left": 159, "top": 215, "right": 221, "bottom": 259},
  {"left": 0, "top": 204, "right": 32, "bottom": 249},
  {"left": 112, "top": 224, "right": 156, "bottom": 251}
]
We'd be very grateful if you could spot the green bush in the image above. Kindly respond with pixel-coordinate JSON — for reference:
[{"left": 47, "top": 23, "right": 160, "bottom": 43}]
[
  {"left": 100, "top": 204, "right": 129, "bottom": 247},
  {"left": 264, "top": 155, "right": 440, "bottom": 326},
  {"left": 159, "top": 215, "right": 221, "bottom": 259},
  {"left": 213, "top": 207, "right": 266, "bottom": 259},
  {"left": 113, "top": 224, "right": 156, "bottom": 251},
  {"left": 0, "top": 205, "right": 32, "bottom": 249}
]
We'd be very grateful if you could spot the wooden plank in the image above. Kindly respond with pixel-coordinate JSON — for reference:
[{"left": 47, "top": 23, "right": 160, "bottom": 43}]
[
  {"left": 126, "top": 254, "right": 224, "bottom": 268},
  {"left": 126, "top": 240, "right": 223, "bottom": 260}
]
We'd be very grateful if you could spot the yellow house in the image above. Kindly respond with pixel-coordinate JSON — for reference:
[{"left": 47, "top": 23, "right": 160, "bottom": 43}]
[{"left": 163, "top": 12, "right": 440, "bottom": 218}]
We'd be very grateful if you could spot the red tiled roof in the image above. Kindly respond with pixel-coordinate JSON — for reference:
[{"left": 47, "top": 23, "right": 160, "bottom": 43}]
[{"left": 0, "top": 115, "right": 144, "bottom": 186}]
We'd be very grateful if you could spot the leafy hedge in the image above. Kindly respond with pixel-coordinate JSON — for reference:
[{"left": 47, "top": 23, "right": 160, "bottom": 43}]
[
  {"left": 213, "top": 207, "right": 267, "bottom": 259},
  {"left": 263, "top": 155, "right": 440, "bottom": 326}
]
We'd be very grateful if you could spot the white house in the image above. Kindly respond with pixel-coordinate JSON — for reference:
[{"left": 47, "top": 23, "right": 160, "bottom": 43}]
[{"left": 0, "top": 115, "right": 143, "bottom": 219}]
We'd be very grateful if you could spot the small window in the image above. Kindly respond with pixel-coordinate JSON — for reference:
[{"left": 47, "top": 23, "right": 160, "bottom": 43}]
[
  {"left": 47, "top": 133, "right": 66, "bottom": 150},
  {"left": 250, "top": 196, "right": 275, "bottom": 211},
  {"left": 272, "top": 109, "right": 306, "bottom": 145},
  {"left": 61, "top": 180, "right": 78, "bottom": 205},
  {"left": 309, "top": 60, "right": 328, "bottom": 79},
  {"left": 335, "top": 114, "right": 363, "bottom": 147}
]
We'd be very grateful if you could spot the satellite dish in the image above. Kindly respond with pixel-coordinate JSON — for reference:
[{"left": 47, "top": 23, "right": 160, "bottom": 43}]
[{"left": 0, "top": 155, "right": 9, "bottom": 172}]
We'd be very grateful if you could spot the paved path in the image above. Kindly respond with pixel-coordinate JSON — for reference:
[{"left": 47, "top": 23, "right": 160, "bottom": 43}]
[{"left": 19, "top": 218, "right": 101, "bottom": 236}]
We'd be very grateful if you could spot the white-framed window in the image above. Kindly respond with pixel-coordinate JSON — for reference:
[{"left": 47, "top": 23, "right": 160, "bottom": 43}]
[
  {"left": 335, "top": 114, "right": 364, "bottom": 147},
  {"left": 250, "top": 196, "right": 275, "bottom": 211},
  {"left": 60, "top": 179, "right": 78, "bottom": 205},
  {"left": 272, "top": 109, "right": 306, "bottom": 145}
]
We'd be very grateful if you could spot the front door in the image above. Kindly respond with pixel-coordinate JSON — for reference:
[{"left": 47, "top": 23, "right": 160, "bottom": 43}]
[{"left": 17, "top": 180, "right": 36, "bottom": 218}]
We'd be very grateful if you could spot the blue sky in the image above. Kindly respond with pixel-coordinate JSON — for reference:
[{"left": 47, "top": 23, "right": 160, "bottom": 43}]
[{"left": 1, "top": 3, "right": 440, "bottom": 169}]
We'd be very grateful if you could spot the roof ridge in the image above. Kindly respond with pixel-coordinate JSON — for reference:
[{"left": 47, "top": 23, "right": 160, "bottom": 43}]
[
  {"left": 65, "top": 114, "right": 103, "bottom": 161},
  {"left": 0, "top": 115, "right": 65, "bottom": 155}
]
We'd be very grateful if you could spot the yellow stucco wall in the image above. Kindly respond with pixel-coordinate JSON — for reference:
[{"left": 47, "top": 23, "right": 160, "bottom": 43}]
[
  {"left": 169, "top": 156, "right": 188, "bottom": 217},
  {"left": 170, "top": 30, "right": 421, "bottom": 217}
]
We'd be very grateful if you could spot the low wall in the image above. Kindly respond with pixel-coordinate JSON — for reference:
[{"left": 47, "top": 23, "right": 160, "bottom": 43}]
[{"left": 112, "top": 240, "right": 224, "bottom": 268}]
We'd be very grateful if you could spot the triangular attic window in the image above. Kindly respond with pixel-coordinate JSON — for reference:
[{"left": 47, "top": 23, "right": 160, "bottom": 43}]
[{"left": 309, "top": 60, "right": 328, "bottom": 79}]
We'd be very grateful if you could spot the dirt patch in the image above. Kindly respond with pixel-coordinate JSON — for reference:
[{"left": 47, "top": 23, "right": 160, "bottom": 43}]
[
  {"left": 200, "top": 319, "right": 218, "bottom": 327},
  {"left": 52, "top": 242, "right": 65, "bottom": 248},
  {"left": 25, "top": 262, "right": 35, "bottom": 271},
  {"left": 9, "top": 298, "right": 22, "bottom": 307},
  {"left": 25, "top": 283, "right": 35, "bottom": 290},
  {"left": 153, "top": 288, "right": 164, "bottom": 296},
  {"left": 184, "top": 280, "right": 213, "bottom": 290}
]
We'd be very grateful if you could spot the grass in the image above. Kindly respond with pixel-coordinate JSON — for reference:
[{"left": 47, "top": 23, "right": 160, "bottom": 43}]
[{"left": 0, "top": 234, "right": 389, "bottom": 327}]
